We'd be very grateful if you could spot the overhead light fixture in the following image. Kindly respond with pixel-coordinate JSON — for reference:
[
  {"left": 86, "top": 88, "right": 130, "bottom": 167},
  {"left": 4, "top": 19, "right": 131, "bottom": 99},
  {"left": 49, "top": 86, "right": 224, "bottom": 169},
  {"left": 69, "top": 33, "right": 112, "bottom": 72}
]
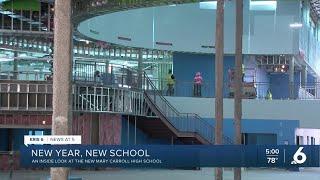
[
  {"left": 201, "top": 45, "right": 215, "bottom": 49},
  {"left": 118, "top": 36, "right": 132, "bottom": 41},
  {"left": 200, "top": 1, "right": 217, "bottom": 10},
  {"left": 289, "top": 23, "right": 303, "bottom": 28},
  {"left": 250, "top": 1, "right": 277, "bottom": 11},
  {"left": 0, "top": 10, "right": 12, "bottom": 15},
  {"left": 8, "top": 14, "right": 20, "bottom": 18},
  {"left": 156, "top": 42, "right": 173, "bottom": 46},
  {"left": 0, "top": 57, "right": 13, "bottom": 62}
]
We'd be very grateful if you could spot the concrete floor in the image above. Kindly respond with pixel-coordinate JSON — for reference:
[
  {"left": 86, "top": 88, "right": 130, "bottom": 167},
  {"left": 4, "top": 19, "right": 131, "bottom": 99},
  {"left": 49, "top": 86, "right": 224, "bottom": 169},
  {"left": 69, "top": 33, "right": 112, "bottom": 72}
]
[{"left": 0, "top": 168, "right": 319, "bottom": 180}]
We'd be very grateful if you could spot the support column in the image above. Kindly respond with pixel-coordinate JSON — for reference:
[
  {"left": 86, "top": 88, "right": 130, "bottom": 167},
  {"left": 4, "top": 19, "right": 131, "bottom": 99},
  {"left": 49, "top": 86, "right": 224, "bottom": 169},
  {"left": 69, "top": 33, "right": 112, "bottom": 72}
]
[
  {"left": 134, "top": 116, "right": 137, "bottom": 145},
  {"left": 8, "top": 128, "right": 13, "bottom": 151},
  {"left": 289, "top": 57, "right": 295, "bottom": 99},
  {"left": 215, "top": 1, "right": 224, "bottom": 180},
  {"left": 105, "top": 60, "right": 109, "bottom": 74},
  {"left": 301, "top": 65, "right": 307, "bottom": 88},
  {"left": 50, "top": 0, "right": 72, "bottom": 180},
  {"left": 138, "top": 49, "right": 143, "bottom": 89},
  {"left": 127, "top": 116, "right": 130, "bottom": 145},
  {"left": 13, "top": 51, "right": 18, "bottom": 79},
  {"left": 317, "top": 77, "right": 320, "bottom": 98},
  {"left": 234, "top": 0, "right": 243, "bottom": 180},
  {"left": 91, "top": 113, "right": 100, "bottom": 145}
]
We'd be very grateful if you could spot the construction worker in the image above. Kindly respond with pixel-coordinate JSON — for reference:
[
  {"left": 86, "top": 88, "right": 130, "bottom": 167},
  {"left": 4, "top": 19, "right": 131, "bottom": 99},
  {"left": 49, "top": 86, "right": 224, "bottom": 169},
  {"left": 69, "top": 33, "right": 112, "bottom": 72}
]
[
  {"left": 166, "top": 69, "right": 175, "bottom": 96},
  {"left": 265, "top": 89, "right": 273, "bottom": 100},
  {"left": 94, "top": 70, "right": 101, "bottom": 83},
  {"left": 193, "top": 72, "right": 203, "bottom": 97},
  {"left": 242, "top": 64, "right": 245, "bottom": 82},
  {"left": 9, "top": 151, "right": 13, "bottom": 179}
]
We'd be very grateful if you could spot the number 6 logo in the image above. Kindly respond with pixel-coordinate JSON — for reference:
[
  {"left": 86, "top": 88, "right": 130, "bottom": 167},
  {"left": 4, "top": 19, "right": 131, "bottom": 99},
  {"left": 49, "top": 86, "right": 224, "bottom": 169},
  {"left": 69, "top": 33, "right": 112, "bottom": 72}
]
[{"left": 291, "top": 147, "right": 307, "bottom": 165}]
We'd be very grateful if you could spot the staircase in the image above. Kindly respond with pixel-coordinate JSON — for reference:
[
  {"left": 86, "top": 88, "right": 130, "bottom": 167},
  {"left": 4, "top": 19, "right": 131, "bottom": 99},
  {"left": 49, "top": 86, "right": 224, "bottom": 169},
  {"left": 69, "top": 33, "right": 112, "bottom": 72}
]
[
  {"left": 72, "top": 64, "right": 234, "bottom": 144},
  {"left": 142, "top": 72, "right": 233, "bottom": 145}
]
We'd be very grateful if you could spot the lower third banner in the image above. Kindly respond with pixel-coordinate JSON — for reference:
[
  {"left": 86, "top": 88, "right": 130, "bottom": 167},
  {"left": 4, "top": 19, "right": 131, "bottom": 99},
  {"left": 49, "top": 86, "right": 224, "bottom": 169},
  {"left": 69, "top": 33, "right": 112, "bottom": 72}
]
[{"left": 20, "top": 145, "right": 320, "bottom": 168}]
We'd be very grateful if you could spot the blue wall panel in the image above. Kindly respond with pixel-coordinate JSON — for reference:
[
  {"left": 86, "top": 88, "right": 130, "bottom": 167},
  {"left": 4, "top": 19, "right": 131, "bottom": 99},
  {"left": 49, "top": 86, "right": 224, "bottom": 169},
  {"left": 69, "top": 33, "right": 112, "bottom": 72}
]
[
  {"left": 202, "top": 118, "right": 299, "bottom": 145},
  {"left": 269, "top": 72, "right": 301, "bottom": 99},
  {"left": 173, "top": 53, "right": 272, "bottom": 98},
  {"left": 121, "top": 116, "right": 172, "bottom": 145},
  {"left": 121, "top": 116, "right": 298, "bottom": 145},
  {"left": 307, "top": 73, "right": 316, "bottom": 85},
  {"left": 0, "top": 129, "right": 9, "bottom": 151},
  {"left": 173, "top": 52, "right": 234, "bottom": 97}
]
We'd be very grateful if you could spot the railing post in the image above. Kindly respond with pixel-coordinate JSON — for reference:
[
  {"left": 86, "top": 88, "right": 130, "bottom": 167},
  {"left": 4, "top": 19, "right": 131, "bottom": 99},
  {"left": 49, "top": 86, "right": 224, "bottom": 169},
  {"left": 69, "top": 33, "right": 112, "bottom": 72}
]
[
  {"left": 146, "top": 78, "right": 149, "bottom": 90},
  {"left": 289, "top": 56, "right": 295, "bottom": 99},
  {"left": 138, "top": 49, "right": 143, "bottom": 89},
  {"left": 122, "top": 65, "right": 124, "bottom": 87},
  {"left": 94, "top": 87, "right": 96, "bottom": 111}
]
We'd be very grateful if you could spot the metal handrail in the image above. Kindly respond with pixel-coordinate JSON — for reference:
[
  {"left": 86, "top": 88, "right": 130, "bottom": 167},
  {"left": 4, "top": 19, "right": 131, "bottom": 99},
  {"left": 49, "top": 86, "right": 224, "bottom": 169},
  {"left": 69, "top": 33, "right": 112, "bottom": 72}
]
[{"left": 78, "top": 94, "right": 100, "bottom": 111}]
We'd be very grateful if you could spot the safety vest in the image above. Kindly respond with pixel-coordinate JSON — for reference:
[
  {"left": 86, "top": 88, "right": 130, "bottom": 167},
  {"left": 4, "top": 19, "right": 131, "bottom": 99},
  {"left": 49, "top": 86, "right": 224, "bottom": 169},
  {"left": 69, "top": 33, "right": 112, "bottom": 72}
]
[
  {"left": 266, "top": 91, "right": 273, "bottom": 100},
  {"left": 194, "top": 75, "right": 203, "bottom": 85},
  {"left": 166, "top": 74, "right": 175, "bottom": 85}
]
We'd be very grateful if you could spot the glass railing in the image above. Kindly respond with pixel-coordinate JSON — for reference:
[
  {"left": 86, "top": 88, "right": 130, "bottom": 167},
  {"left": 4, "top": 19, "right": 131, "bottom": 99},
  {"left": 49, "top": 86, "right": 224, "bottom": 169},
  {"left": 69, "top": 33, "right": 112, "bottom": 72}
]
[
  {"left": 2, "top": 69, "right": 319, "bottom": 100},
  {"left": 142, "top": 78, "right": 320, "bottom": 100}
]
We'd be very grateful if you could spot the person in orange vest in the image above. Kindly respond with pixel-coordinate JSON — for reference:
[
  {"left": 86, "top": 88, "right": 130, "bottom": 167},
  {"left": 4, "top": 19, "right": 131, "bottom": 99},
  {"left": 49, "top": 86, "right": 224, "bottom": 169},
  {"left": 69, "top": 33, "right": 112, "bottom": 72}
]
[
  {"left": 193, "top": 72, "right": 203, "bottom": 97},
  {"left": 242, "top": 64, "right": 245, "bottom": 82}
]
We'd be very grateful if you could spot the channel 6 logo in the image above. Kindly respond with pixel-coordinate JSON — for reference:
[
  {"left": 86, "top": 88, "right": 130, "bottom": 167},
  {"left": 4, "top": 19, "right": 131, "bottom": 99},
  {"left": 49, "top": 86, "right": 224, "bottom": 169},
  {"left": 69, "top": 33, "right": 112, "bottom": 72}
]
[{"left": 290, "top": 147, "right": 307, "bottom": 165}]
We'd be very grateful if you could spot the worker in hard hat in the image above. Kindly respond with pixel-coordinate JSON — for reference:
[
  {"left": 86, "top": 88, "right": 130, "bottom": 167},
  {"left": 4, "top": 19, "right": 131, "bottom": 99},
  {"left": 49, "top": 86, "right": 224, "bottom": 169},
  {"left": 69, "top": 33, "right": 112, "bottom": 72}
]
[
  {"left": 242, "top": 64, "right": 245, "bottom": 82},
  {"left": 166, "top": 69, "right": 175, "bottom": 96},
  {"left": 265, "top": 89, "right": 273, "bottom": 100}
]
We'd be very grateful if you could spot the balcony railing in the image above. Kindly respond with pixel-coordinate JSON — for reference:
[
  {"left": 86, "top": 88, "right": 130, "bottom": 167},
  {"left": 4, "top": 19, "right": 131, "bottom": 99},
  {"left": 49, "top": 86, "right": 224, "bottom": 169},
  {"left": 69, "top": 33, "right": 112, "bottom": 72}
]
[
  {"left": 143, "top": 78, "right": 320, "bottom": 100},
  {"left": 1, "top": 69, "right": 319, "bottom": 100},
  {"left": 73, "top": 85, "right": 148, "bottom": 116},
  {"left": 0, "top": 71, "right": 51, "bottom": 81},
  {"left": 0, "top": 81, "right": 151, "bottom": 116}
]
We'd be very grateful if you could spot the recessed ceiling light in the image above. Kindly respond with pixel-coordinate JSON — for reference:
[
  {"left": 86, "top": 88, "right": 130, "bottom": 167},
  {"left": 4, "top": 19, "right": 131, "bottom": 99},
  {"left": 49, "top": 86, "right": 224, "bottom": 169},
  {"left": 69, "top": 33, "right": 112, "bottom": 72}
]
[{"left": 289, "top": 23, "right": 303, "bottom": 28}]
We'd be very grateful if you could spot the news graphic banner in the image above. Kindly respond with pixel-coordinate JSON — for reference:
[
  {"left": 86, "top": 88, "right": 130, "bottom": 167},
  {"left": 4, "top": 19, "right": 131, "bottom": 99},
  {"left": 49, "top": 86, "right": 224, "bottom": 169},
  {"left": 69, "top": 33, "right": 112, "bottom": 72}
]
[
  {"left": 20, "top": 145, "right": 320, "bottom": 168},
  {"left": 24, "top": 135, "right": 82, "bottom": 146}
]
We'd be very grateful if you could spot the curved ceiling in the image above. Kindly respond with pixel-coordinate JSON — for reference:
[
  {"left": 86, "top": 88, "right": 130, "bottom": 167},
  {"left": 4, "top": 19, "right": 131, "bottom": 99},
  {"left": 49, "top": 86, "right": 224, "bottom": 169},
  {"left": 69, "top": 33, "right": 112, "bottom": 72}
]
[{"left": 77, "top": 1, "right": 300, "bottom": 54}]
